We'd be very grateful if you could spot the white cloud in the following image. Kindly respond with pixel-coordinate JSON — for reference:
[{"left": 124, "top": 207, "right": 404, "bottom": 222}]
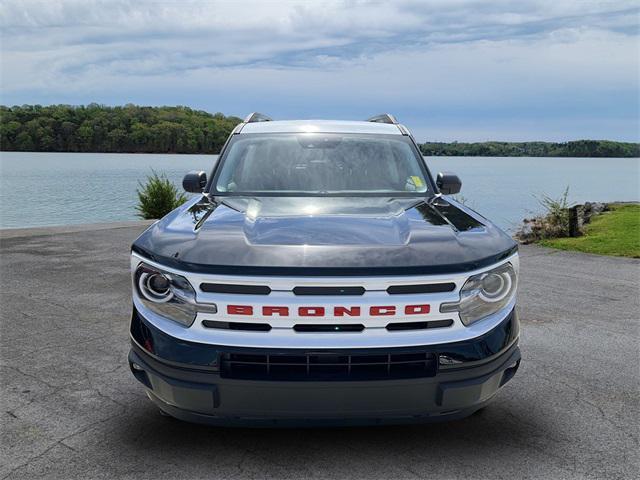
[{"left": 0, "top": 0, "right": 638, "bottom": 140}]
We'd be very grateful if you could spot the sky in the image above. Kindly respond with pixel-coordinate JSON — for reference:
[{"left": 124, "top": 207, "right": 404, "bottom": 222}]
[{"left": 1, "top": 0, "right": 639, "bottom": 142}]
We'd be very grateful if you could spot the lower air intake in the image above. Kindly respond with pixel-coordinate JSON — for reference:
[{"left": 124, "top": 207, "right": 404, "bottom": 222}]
[{"left": 220, "top": 350, "right": 437, "bottom": 381}]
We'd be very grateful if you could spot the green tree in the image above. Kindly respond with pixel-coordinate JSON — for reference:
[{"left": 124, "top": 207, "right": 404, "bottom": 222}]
[
  {"left": 0, "top": 104, "right": 242, "bottom": 153},
  {"left": 420, "top": 140, "right": 639, "bottom": 158},
  {"left": 1, "top": 104, "right": 638, "bottom": 157}
]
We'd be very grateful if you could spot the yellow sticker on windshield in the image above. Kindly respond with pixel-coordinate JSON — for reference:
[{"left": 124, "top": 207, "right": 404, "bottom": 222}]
[{"left": 410, "top": 176, "right": 424, "bottom": 187}]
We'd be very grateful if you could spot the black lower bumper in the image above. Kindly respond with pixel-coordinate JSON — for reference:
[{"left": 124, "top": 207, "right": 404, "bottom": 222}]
[{"left": 128, "top": 308, "right": 521, "bottom": 426}]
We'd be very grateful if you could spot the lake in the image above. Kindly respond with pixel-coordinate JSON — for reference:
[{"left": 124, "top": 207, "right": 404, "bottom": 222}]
[{"left": 1, "top": 152, "right": 638, "bottom": 231}]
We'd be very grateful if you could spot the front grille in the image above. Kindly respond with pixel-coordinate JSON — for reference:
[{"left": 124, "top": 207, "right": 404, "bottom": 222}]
[
  {"left": 386, "top": 319, "right": 453, "bottom": 331},
  {"left": 293, "top": 324, "right": 365, "bottom": 332},
  {"left": 387, "top": 283, "right": 456, "bottom": 294},
  {"left": 202, "top": 320, "right": 271, "bottom": 332},
  {"left": 200, "top": 283, "right": 271, "bottom": 295},
  {"left": 220, "top": 350, "right": 437, "bottom": 381},
  {"left": 293, "top": 286, "right": 365, "bottom": 296},
  {"left": 199, "top": 282, "right": 455, "bottom": 295}
]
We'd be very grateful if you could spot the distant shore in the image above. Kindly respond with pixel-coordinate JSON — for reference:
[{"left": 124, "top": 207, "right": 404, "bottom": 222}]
[
  {"left": 2, "top": 104, "right": 639, "bottom": 157},
  {"left": 2, "top": 151, "right": 639, "bottom": 159},
  {"left": 419, "top": 140, "right": 640, "bottom": 158}
]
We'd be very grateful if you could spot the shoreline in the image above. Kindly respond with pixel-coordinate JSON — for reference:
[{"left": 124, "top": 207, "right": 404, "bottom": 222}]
[
  {"left": 0, "top": 220, "right": 155, "bottom": 239},
  {"left": 1, "top": 150, "right": 639, "bottom": 159},
  {"left": 2, "top": 202, "right": 639, "bottom": 236}
]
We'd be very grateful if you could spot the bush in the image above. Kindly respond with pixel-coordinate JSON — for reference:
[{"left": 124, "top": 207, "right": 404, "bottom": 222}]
[
  {"left": 515, "top": 187, "right": 574, "bottom": 243},
  {"left": 136, "top": 170, "right": 187, "bottom": 219},
  {"left": 534, "top": 186, "right": 572, "bottom": 237}
]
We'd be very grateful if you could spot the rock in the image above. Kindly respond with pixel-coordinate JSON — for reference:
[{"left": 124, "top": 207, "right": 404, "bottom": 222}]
[
  {"left": 514, "top": 201, "right": 611, "bottom": 242},
  {"left": 582, "top": 202, "right": 608, "bottom": 224}
]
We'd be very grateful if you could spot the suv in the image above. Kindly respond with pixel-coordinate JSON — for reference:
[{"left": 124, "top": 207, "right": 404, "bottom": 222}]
[{"left": 128, "top": 113, "right": 520, "bottom": 426}]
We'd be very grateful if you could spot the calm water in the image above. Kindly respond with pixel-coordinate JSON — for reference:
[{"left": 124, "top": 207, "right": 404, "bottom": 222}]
[{"left": 1, "top": 152, "right": 638, "bottom": 231}]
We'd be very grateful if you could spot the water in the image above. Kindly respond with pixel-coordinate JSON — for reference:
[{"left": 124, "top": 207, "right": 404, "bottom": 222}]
[
  {"left": 427, "top": 156, "right": 640, "bottom": 230},
  {"left": 0, "top": 152, "right": 211, "bottom": 229},
  {"left": 1, "top": 152, "right": 638, "bottom": 231}
]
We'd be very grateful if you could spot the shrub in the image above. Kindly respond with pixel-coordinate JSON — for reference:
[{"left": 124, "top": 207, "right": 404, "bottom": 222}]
[
  {"left": 515, "top": 186, "right": 574, "bottom": 243},
  {"left": 534, "top": 186, "right": 572, "bottom": 237},
  {"left": 136, "top": 170, "right": 187, "bottom": 219}
]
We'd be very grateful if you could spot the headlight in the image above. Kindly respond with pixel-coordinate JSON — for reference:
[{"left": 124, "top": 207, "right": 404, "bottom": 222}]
[
  {"left": 440, "top": 262, "right": 517, "bottom": 326},
  {"left": 134, "top": 263, "right": 216, "bottom": 326}
]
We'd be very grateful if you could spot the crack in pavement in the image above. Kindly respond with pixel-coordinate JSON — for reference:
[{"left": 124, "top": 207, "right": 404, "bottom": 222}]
[{"left": 1, "top": 409, "right": 128, "bottom": 480}]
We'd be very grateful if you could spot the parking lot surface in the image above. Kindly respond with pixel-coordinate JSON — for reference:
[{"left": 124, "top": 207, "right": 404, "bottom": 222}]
[{"left": 1, "top": 223, "right": 638, "bottom": 479}]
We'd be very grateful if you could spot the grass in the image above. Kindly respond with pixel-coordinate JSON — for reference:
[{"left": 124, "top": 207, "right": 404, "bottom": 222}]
[{"left": 539, "top": 204, "right": 640, "bottom": 258}]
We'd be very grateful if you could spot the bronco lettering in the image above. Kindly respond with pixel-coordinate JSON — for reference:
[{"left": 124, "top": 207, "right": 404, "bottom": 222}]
[{"left": 225, "top": 304, "right": 431, "bottom": 317}]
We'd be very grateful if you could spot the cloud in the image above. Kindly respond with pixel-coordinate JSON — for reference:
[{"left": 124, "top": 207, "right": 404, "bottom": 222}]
[{"left": 1, "top": 0, "right": 638, "bottom": 140}]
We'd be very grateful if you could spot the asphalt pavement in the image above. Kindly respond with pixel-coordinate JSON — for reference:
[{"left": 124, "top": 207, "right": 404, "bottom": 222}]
[{"left": 1, "top": 222, "right": 638, "bottom": 480}]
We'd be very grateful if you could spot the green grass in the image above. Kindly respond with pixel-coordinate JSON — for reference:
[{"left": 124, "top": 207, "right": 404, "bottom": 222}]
[{"left": 539, "top": 204, "right": 640, "bottom": 258}]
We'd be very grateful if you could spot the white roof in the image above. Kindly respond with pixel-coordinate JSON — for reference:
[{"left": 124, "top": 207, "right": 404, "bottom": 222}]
[{"left": 241, "top": 119, "right": 403, "bottom": 135}]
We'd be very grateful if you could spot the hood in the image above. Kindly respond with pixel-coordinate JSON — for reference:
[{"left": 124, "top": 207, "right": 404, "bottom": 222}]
[{"left": 132, "top": 195, "right": 517, "bottom": 275}]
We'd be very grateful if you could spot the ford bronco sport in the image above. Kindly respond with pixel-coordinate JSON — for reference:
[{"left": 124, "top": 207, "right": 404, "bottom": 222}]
[{"left": 128, "top": 113, "right": 520, "bottom": 426}]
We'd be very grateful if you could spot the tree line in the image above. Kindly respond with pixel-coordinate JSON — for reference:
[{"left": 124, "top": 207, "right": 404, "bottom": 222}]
[
  {"left": 0, "top": 104, "right": 242, "bottom": 154},
  {"left": 1, "top": 104, "right": 638, "bottom": 157},
  {"left": 419, "top": 140, "right": 639, "bottom": 158}
]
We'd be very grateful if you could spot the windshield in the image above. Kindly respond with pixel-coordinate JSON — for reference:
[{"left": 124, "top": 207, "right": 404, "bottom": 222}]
[{"left": 213, "top": 133, "right": 431, "bottom": 196}]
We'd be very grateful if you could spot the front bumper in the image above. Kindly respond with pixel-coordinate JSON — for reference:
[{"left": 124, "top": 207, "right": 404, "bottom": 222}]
[{"left": 129, "top": 308, "right": 520, "bottom": 426}]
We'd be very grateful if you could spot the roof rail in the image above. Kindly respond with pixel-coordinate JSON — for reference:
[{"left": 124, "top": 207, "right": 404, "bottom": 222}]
[
  {"left": 366, "top": 113, "right": 398, "bottom": 124},
  {"left": 244, "top": 112, "right": 273, "bottom": 123}
]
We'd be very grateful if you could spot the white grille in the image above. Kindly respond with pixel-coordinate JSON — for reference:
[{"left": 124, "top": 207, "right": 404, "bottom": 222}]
[{"left": 131, "top": 251, "right": 518, "bottom": 349}]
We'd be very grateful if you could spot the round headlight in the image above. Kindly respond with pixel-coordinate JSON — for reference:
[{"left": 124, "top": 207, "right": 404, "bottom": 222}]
[
  {"left": 440, "top": 261, "right": 517, "bottom": 326},
  {"left": 138, "top": 272, "right": 174, "bottom": 303},
  {"left": 133, "top": 262, "right": 217, "bottom": 327},
  {"left": 479, "top": 271, "right": 512, "bottom": 303},
  {"left": 147, "top": 273, "right": 170, "bottom": 295}
]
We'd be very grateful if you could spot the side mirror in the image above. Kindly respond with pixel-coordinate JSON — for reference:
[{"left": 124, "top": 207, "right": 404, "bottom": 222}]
[
  {"left": 436, "top": 172, "right": 462, "bottom": 195},
  {"left": 182, "top": 171, "right": 207, "bottom": 193}
]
